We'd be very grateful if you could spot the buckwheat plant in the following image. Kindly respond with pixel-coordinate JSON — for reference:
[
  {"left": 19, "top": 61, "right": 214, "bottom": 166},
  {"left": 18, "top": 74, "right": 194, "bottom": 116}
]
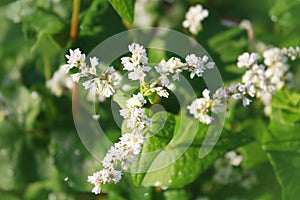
[
  {"left": 51, "top": 43, "right": 215, "bottom": 194},
  {"left": 52, "top": 41, "right": 299, "bottom": 194}
]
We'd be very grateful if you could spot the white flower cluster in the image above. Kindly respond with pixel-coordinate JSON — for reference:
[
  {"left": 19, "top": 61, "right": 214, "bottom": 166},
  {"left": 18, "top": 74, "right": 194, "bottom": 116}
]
[
  {"left": 120, "top": 93, "right": 152, "bottom": 132},
  {"left": 237, "top": 47, "right": 295, "bottom": 114},
  {"left": 281, "top": 46, "right": 300, "bottom": 60},
  {"left": 188, "top": 83, "right": 252, "bottom": 124},
  {"left": 121, "top": 43, "right": 151, "bottom": 82},
  {"left": 88, "top": 132, "right": 146, "bottom": 194},
  {"left": 187, "top": 89, "right": 221, "bottom": 124},
  {"left": 88, "top": 93, "right": 151, "bottom": 194},
  {"left": 88, "top": 44, "right": 165, "bottom": 195},
  {"left": 185, "top": 45, "right": 299, "bottom": 123},
  {"left": 48, "top": 48, "right": 121, "bottom": 100},
  {"left": 46, "top": 66, "right": 73, "bottom": 97},
  {"left": 82, "top": 66, "right": 121, "bottom": 99},
  {"left": 237, "top": 52, "right": 260, "bottom": 68},
  {"left": 87, "top": 168, "right": 122, "bottom": 194},
  {"left": 182, "top": 4, "right": 209, "bottom": 35},
  {"left": 155, "top": 54, "right": 214, "bottom": 88}
]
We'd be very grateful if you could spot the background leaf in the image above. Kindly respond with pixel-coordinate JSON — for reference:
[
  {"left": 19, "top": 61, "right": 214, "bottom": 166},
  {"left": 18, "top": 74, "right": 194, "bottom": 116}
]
[
  {"left": 259, "top": 90, "right": 300, "bottom": 200},
  {"left": 108, "top": 0, "right": 135, "bottom": 24}
]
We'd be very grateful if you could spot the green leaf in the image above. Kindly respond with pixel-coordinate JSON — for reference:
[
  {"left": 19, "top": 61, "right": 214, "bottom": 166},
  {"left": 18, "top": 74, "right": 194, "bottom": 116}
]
[
  {"left": 146, "top": 92, "right": 157, "bottom": 104},
  {"left": 50, "top": 129, "right": 100, "bottom": 192},
  {"left": 108, "top": 0, "right": 135, "bottom": 24},
  {"left": 259, "top": 90, "right": 300, "bottom": 199},
  {"left": 269, "top": 0, "right": 300, "bottom": 34},
  {"left": 0, "top": 121, "right": 51, "bottom": 191},
  {"left": 269, "top": 0, "right": 299, "bottom": 17},
  {"left": 131, "top": 111, "right": 176, "bottom": 186},
  {"left": 80, "top": 0, "right": 108, "bottom": 36},
  {"left": 0, "top": 122, "right": 24, "bottom": 190},
  {"left": 131, "top": 111, "right": 253, "bottom": 188},
  {"left": 239, "top": 141, "right": 268, "bottom": 168}
]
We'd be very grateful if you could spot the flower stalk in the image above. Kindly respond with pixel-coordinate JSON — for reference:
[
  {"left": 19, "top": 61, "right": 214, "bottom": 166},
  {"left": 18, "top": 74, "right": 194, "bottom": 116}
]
[{"left": 70, "top": 0, "right": 80, "bottom": 39}]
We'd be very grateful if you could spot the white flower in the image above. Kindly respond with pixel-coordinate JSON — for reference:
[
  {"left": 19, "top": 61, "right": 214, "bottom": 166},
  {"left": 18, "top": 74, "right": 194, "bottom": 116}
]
[
  {"left": 118, "top": 133, "right": 146, "bottom": 154},
  {"left": 213, "top": 87, "right": 229, "bottom": 99},
  {"left": 121, "top": 43, "right": 150, "bottom": 81},
  {"left": 186, "top": 54, "right": 205, "bottom": 78},
  {"left": 87, "top": 169, "right": 122, "bottom": 194},
  {"left": 167, "top": 57, "right": 183, "bottom": 73},
  {"left": 237, "top": 52, "right": 259, "bottom": 68},
  {"left": 89, "top": 57, "right": 98, "bottom": 75},
  {"left": 102, "top": 83, "right": 115, "bottom": 98},
  {"left": 124, "top": 107, "right": 152, "bottom": 131},
  {"left": 155, "top": 57, "right": 183, "bottom": 86},
  {"left": 82, "top": 66, "right": 120, "bottom": 98},
  {"left": 225, "top": 151, "right": 243, "bottom": 166},
  {"left": 101, "top": 132, "right": 146, "bottom": 171},
  {"left": 107, "top": 169, "right": 122, "bottom": 183},
  {"left": 258, "top": 91, "right": 272, "bottom": 106},
  {"left": 119, "top": 92, "right": 151, "bottom": 132},
  {"left": 232, "top": 93, "right": 242, "bottom": 100},
  {"left": 228, "top": 84, "right": 236, "bottom": 93},
  {"left": 92, "top": 114, "right": 100, "bottom": 120},
  {"left": 71, "top": 73, "right": 81, "bottom": 83},
  {"left": 281, "top": 46, "right": 300, "bottom": 60},
  {"left": 128, "top": 43, "right": 148, "bottom": 65},
  {"left": 102, "top": 146, "right": 124, "bottom": 168},
  {"left": 186, "top": 54, "right": 214, "bottom": 78},
  {"left": 211, "top": 83, "right": 253, "bottom": 111},
  {"left": 90, "top": 56, "right": 99, "bottom": 68},
  {"left": 127, "top": 93, "right": 146, "bottom": 108},
  {"left": 63, "top": 48, "right": 86, "bottom": 73},
  {"left": 149, "top": 85, "right": 169, "bottom": 98},
  {"left": 182, "top": 4, "right": 209, "bottom": 35},
  {"left": 121, "top": 57, "right": 135, "bottom": 71},
  {"left": 265, "top": 62, "right": 288, "bottom": 90},
  {"left": 46, "top": 66, "right": 73, "bottom": 96},
  {"left": 187, "top": 89, "right": 213, "bottom": 124},
  {"left": 159, "top": 75, "right": 170, "bottom": 87},
  {"left": 128, "top": 67, "right": 147, "bottom": 81},
  {"left": 242, "top": 97, "right": 251, "bottom": 107},
  {"left": 155, "top": 59, "right": 169, "bottom": 74},
  {"left": 242, "top": 64, "right": 266, "bottom": 90},
  {"left": 87, "top": 171, "right": 103, "bottom": 194},
  {"left": 263, "top": 48, "right": 287, "bottom": 66}
]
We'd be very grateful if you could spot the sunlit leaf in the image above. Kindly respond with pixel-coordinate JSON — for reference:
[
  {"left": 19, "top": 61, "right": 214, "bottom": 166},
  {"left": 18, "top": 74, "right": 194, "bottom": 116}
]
[{"left": 108, "top": 0, "right": 135, "bottom": 24}]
